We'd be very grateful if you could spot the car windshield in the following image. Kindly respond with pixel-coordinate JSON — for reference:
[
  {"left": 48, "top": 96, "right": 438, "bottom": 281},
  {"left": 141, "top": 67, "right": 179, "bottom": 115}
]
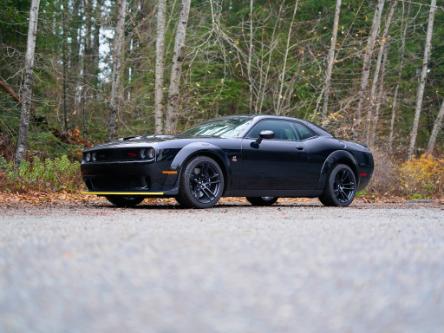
[{"left": 178, "top": 117, "right": 253, "bottom": 139}]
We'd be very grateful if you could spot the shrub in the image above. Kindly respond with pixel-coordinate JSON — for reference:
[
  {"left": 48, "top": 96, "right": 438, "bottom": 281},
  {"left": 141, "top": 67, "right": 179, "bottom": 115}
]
[
  {"left": 366, "top": 149, "right": 400, "bottom": 196},
  {"left": 0, "top": 155, "right": 82, "bottom": 192},
  {"left": 399, "top": 154, "right": 444, "bottom": 198}
]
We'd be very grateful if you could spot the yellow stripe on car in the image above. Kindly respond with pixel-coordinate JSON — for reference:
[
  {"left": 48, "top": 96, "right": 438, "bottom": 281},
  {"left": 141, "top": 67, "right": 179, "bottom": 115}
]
[{"left": 81, "top": 191, "right": 164, "bottom": 196}]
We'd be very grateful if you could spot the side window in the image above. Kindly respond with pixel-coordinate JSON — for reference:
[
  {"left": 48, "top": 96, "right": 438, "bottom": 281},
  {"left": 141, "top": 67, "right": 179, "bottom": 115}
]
[
  {"left": 246, "top": 120, "right": 298, "bottom": 141},
  {"left": 292, "top": 122, "right": 316, "bottom": 140}
]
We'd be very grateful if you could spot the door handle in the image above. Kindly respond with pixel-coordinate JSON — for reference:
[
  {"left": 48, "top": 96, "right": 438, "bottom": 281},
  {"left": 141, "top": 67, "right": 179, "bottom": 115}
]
[{"left": 296, "top": 146, "right": 304, "bottom": 151}]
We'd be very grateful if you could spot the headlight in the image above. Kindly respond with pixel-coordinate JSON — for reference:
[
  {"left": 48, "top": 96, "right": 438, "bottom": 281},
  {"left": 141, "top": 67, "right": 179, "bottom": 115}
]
[
  {"left": 85, "top": 152, "right": 91, "bottom": 162},
  {"left": 92, "top": 152, "right": 97, "bottom": 162},
  {"left": 147, "top": 148, "right": 155, "bottom": 159},
  {"left": 140, "top": 148, "right": 155, "bottom": 160}
]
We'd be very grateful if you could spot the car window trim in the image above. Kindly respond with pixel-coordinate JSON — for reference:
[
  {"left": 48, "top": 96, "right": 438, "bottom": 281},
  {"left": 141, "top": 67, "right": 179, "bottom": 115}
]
[
  {"left": 292, "top": 120, "right": 318, "bottom": 141},
  {"left": 243, "top": 119, "right": 317, "bottom": 142},
  {"left": 243, "top": 119, "right": 299, "bottom": 142}
]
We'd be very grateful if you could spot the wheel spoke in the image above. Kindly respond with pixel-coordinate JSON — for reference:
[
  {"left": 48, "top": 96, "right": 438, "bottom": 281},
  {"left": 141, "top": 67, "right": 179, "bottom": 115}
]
[
  {"left": 188, "top": 161, "right": 221, "bottom": 204},
  {"left": 201, "top": 186, "right": 215, "bottom": 199},
  {"left": 333, "top": 168, "right": 356, "bottom": 203},
  {"left": 341, "top": 187, "right": 354, "bottom": 191}
]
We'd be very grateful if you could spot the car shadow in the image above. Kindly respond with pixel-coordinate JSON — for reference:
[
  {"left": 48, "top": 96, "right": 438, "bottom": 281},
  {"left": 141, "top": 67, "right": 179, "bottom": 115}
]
[{"left": 89, "top": 202, "right": 323, "bottom": 210}]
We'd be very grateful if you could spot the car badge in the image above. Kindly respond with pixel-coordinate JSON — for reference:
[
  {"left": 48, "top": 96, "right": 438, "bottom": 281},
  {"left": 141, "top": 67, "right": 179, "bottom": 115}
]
[{"left": 231, "top": 155, "right": 238, "bottom": 162}]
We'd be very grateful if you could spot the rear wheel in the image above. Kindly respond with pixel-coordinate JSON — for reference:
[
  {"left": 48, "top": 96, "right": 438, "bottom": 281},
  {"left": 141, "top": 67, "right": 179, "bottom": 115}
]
[
  {"left": 105, "top": 196, "right": 144, "bottom": 207},
  {"left": 176, "top": 156, "right": 225, "bottom": 208},
  {"left": 319, "top": 164, "right": 357, "bottom": 207},
  {"left": 246, "top": 196, "right": 278, "bottom": 206}
]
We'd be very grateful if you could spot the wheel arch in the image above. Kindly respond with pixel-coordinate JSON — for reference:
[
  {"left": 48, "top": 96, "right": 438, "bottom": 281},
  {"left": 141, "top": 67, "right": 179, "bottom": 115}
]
[
  {"left": 319, "top": 150, "right": 359, "bottom": 189},
  {"left": 170, "top": 142, "right": 230, "bottom": 193}
]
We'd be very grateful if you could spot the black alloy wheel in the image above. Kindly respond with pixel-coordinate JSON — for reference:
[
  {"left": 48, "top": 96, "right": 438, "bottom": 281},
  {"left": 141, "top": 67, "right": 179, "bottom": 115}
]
[
  {"left": 246, "top": 196, "right": 278, "bottom": 206},
  {"left": 105, "top": 195, "right": 144, "bottom": 207},
  {"left": 319, "top": 164, "right": 357, "bottom": 207},
  {"left": 176, "top": 156, "right": 224, "bottom": 208}
]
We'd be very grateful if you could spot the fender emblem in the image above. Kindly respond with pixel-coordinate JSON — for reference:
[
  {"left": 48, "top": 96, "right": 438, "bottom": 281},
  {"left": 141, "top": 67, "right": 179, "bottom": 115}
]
[{"left": 231, "top": 155, "right": 238, "bottom": 162}]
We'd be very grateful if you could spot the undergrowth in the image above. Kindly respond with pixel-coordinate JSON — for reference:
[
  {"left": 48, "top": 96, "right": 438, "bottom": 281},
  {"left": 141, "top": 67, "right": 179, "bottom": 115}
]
[
  {"left": 399, "top": 154, "right": 443, "bottom": 198},
  {"left": 0, "top": 155, "right": 81, "bottom": 192}
]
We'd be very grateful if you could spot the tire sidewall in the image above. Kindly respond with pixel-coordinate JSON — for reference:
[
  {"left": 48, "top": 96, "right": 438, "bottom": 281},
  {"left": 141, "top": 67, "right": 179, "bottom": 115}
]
[
  {"left": 106, "top": 196, "right": 144, "bottom": 207},
  {"left": 180, "top": 156, "right": 225, "bottom": 208},
  {"left": 246, "top": 196, "right": 278, "bottom": 206}
]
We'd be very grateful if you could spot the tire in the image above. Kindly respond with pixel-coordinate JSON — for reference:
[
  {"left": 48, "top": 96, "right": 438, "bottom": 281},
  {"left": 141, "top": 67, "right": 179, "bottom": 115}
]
[
  {"left": 319, "top": 164, "right": 357, "bottom": 207},
  {"left": 246, "top": 196, "right": 278, "bottom": 206},
  {"left": 176, "top": 156, "right": 225, "bottom": 209},
  {"left": 105, "top": 195, "right": 144, "bottom": 207}
]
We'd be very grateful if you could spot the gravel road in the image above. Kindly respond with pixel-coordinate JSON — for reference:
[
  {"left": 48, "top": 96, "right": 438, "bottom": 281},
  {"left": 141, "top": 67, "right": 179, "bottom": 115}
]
[{"left": 0, "top": 202, "right": 443, "bottom": 333}]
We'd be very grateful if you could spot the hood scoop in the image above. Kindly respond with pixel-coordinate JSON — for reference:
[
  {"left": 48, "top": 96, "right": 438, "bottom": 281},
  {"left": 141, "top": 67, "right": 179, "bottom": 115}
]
[
  {"left": 144, "top": 134, "right": 176, "bottom": 140},
  {"left": 119, "top": 135, "right": 142, "bottom": 141}
]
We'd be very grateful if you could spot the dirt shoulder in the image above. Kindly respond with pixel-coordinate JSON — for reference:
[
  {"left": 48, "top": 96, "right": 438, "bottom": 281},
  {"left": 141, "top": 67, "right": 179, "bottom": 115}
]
[{"left": 0, "top": 191, "right": 442, "bottom": 210}]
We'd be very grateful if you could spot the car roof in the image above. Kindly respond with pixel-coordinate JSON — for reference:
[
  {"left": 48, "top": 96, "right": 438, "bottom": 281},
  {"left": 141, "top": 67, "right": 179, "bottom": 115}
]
[{"left": 220, "top": 115, "right": 333, "bottom": 137}]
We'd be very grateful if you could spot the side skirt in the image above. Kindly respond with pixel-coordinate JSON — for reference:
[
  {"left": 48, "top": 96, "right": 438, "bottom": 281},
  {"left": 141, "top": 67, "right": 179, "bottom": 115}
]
[{"left": 224, "top": 189, "right": 323, "bottom": 198}]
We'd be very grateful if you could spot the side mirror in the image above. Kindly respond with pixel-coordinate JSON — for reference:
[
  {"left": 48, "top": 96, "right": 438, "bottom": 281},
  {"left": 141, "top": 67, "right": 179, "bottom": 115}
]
[{"left": 256, "top": 130, "right": 274, "bottom": 144}]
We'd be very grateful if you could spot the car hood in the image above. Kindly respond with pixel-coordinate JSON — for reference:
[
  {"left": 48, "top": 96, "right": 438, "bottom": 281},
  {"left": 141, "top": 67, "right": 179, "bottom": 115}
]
[{"left": 84, "top": 135, "right": 225, "bottom": 151}]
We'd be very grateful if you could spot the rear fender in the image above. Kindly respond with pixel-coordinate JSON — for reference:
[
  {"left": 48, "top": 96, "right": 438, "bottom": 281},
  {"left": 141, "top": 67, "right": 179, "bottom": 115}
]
[{"left": 319, "top": 150, "right": 359, "bottom": 190}]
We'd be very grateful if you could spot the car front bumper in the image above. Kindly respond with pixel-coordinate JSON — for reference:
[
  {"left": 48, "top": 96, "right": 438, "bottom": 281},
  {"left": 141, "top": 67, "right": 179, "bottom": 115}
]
[{"left": 80, "top": 160, "right": 179, "bottom": 196}]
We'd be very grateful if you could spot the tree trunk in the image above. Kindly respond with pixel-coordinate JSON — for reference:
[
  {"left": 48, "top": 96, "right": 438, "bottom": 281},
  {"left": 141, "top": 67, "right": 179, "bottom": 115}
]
[
  {"left": 154, "top": 0, "right": 167, "bottom": 134},
  {"left": 108, "top": 0, "right": 127, "bottom": 140},
  {"left": 408, "top": 0, "right": 437, "bottom": 159},
  {"left": 321, "top": 0, "right": 341, "bottom": 120},
  {"left": 388, "top": 1, "right": 410, "bottom": 153},
  {"left": 15, "top": 0, "right": 40, "bottom": 165},
  {"left": 70, "top": 0, "right": 82, "bottom": 116},
  {"left": 0, "top": 79, "right": 20, "bottom": 104},
  {"left": 165, "top": 0, "right": 192, "bottom": 134},
  {"left": 353, "top": 0, "right": 385, "bottom": 139},
  {"left": 247, "top": 0, "right": 254, "bottom": 113},
  {"left": 81, "top": 0, "right": 93, "bottom": 136},
  {"left": 275, "top": 0, "right": 299, "bottom": 116},
  {"left": 366, "top": 0, "right": 396, "bottom": 145},
  {"left": 92, "top": 0, "right": 103, "bottom": 95},
  {"left": 426, "top": 100, "right": 444, "bottom": 155},
  {"left": 369, "top": 46, "right": 388, "bottom": 147},
  {"left": 388, "top": 85, "right": 399, "bottom": 152},
  {"left": 62, "top": 0, "right": 68, "bottom": 131}
]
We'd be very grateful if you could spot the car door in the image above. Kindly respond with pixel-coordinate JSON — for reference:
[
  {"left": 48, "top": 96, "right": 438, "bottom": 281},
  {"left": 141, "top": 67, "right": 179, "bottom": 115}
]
[{"left": 240, "top": 119, "right": 310, "bottom": 191}]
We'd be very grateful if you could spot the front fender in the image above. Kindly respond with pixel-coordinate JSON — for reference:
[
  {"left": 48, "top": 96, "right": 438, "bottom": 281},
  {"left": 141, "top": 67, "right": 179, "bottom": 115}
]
[
  {"left": 318, "top": 150, "right": 359, "bottom": 190},
  {"left": 170, "top": 142, "right": 230, "bottom": 175}
]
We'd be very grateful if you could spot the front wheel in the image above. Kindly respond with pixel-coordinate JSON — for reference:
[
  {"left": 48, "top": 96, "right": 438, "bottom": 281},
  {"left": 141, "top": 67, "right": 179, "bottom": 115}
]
[
  {"left": 176, "top": 156, "right": 225, "bottom": 208},
  {"left": 319, "top": 164, "right": 357, "bottom": 207},
  {"left": 246, "top": 196, "right": 278, "bottom": 206},
  {"left": 105, "top": 195, "right": 144, "bottom": 207}
]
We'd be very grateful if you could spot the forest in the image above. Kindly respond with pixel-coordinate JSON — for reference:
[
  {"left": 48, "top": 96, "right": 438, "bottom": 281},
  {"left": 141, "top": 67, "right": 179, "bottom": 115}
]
[{"left": 0, "top": 0, "right": 443, "bottom": 198}]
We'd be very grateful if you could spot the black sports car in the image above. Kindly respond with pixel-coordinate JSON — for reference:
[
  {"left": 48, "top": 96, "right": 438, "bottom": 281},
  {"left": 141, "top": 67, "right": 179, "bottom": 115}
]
[{"left": 81, "top": 115, "right": 373, "bottom": 208}]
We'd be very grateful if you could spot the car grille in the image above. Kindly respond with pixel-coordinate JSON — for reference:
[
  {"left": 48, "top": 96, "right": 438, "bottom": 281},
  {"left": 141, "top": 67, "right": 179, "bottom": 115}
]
[
  {"left": 84, "top": 176, "right": 151, "bottom": 191},
  {"left": 93, "top": 149, "right": 145, "bottom": 162}
]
